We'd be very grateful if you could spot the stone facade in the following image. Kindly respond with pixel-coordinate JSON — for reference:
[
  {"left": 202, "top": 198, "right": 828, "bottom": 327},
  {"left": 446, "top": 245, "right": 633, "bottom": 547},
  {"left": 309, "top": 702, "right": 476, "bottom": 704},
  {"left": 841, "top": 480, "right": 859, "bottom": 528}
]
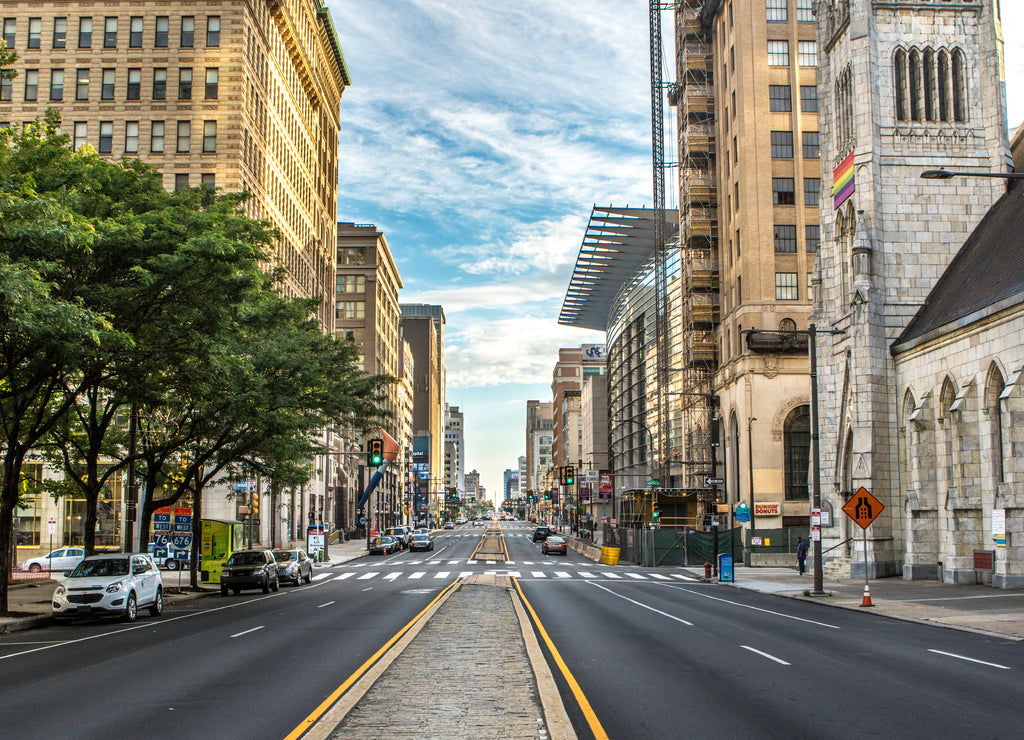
[{"left": 812, "top": 0, "right": 1011, "bottom": 579}]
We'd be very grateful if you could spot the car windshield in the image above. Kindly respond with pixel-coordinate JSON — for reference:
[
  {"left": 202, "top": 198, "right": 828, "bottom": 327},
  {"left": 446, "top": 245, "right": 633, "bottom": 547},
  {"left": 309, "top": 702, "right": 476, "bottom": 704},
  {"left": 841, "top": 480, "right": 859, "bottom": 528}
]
[
  {"left": 371, "top": 538, "right": 386, "bottom": 545},
  {"left": 412, "top": 535, "right": 429, "bottom": 541},
  {"left": 273, "top": 551, "right": 298, "bottom": 562},
  {"left": 71, "top": 558, "right": 130, "bottom": 577},
  {"left": 226, "top": 552, "right": 265, "bottom": 566}
]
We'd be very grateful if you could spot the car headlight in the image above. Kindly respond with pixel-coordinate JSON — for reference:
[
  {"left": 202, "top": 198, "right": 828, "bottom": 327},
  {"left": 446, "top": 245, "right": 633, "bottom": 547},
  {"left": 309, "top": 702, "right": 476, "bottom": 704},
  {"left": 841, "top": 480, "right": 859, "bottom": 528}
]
[
  {"left": 106, "top": 581, "right": 125, "bottom": 594},
  {"left": 55, "top": 584, "right": 66, "bottom": 596},
  {"left": 283, "top": 564, "right": 295, "bottom": 573},
  {"left": 252, "top": 569, "right": 265, "bottom": 577}
]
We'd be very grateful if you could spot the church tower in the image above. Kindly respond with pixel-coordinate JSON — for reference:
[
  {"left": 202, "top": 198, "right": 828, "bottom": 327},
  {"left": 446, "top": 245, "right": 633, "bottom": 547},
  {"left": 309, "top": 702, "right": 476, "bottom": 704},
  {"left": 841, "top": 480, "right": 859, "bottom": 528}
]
[{"left": 812, "top": 0, "right": 1010, "bottom": 577}]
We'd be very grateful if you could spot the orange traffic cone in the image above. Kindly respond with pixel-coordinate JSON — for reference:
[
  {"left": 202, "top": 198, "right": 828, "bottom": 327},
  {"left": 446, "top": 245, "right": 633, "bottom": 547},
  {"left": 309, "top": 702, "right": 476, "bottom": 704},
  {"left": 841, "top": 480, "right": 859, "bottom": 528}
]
[{"left": 860, "top": 583, "right": 874, "bottom": 607}]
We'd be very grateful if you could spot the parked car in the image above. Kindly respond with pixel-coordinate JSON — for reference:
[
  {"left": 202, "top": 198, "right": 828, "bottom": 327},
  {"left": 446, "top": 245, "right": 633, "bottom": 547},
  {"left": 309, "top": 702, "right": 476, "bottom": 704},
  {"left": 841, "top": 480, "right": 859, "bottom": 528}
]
[
  {"left": 273, "top": 548, "right": 313, "bottom": 585},
  {"left": 22, "top": 547, "right": 85, "bottom": 573},
  {"left": 542, "top": 535, "right": 568, "bottom": 556},
  {"left": 52, "top": 553, "right": 163, "bottom": 622},
  {"left": 532, "top": 526, "right": 553, "bottom": 542},
  {"left": 219, "top": 550, "right": 279, "bottom": 595},
  {"left": 443, "top": 521, "right": 455, "bottom": 529},
  {"left": 409, "top": 533, "right": 434, "bottom": 552},
  {"left": 413, "top": 528, "right": 430, "bottom": 536},
  {"left": 369, "top": 536, "right": 399, "bottom": 555}
]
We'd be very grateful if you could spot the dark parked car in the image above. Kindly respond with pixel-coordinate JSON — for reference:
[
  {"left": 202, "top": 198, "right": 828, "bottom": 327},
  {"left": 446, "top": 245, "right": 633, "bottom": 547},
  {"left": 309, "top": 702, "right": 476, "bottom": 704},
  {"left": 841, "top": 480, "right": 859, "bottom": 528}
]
[
  {"left": 220, "top": 550, "right": 279, "bottom": 595},
  {"left": 369, "top": 536, "right": 398, "bottom": 555},
  {"left": 273, "top": 548, "right": 313, "bottom": 585},
  {"left": 532, "top": 526, "right": 553, "bottom": 542},
  {"left": 409, "top": 533, "right": 433, "bottom": 552},
  {"left": 542, "top": 535, "right": 568, "bottom": 556},
  {"left": 384, "top": 527, "right": 411, "bottom": 549}
]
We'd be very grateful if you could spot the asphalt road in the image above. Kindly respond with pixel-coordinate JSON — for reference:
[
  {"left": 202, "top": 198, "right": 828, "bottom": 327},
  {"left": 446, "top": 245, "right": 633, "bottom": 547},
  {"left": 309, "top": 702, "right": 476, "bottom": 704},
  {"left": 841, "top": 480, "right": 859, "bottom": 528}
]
[
  {"left": 509, "top": 524, "right": 1024, "bottom": 739},
  {"left": 3, "top": 521, "right": 1023, "bottom": 740}
]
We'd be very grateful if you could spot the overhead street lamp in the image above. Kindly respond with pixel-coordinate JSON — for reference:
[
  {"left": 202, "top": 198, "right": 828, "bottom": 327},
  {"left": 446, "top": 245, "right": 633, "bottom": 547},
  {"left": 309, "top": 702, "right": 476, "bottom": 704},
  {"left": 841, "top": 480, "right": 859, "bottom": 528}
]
[{"left": 920, "top": 169, "right": 1024, "bottom": 180}]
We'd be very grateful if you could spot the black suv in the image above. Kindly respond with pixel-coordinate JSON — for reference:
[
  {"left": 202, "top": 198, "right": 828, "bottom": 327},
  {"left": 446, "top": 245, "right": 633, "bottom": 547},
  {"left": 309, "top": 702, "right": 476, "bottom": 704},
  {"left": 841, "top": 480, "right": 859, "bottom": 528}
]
[
  {"left": 532, "top": 526, "right": 553, "bottom": 542},
  {"left": 220, "top": 549, "right": 279, "bottom": 595}
]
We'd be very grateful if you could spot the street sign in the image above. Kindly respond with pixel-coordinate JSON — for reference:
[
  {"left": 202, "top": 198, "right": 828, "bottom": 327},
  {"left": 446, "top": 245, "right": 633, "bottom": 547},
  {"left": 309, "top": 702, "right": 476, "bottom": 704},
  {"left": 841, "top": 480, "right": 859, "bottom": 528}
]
[
  {"left": 646, "top": 480, "right": 660, "bottom": 487},
  {"left": 706, "top": 477, "right": 724, "bottom": 486},
  {"left": 842, "top": 486, "right": 884, "bottom": 529},
  {"left": 47, "top": 519, "right": 56, "bottom": 535}
]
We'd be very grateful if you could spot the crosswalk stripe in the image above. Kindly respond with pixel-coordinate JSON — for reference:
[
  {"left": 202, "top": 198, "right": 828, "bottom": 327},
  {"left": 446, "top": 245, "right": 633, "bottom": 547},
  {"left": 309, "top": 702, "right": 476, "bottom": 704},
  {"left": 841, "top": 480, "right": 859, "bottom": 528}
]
[
  {"left": 313, "top": 573, "right": 332, "bottom": 581},
  {"left": 466, "top": 560, "right": 478, "bottom": 565},
  {"left": 650, "top": 574, "right": 671, "bottom": 580},
  {"left": 532, "top": 571, "right": 546, "bottom": 578},
  {"left": 409, "top": 572, "right": 425, "bottom": 579},
  {"left": 333, "top": 573, "right": 354, "bottom": 581},
  {"left": 357, "top": 572, "right": 377, "bottom": 580},
  {"left": 670, "top": 573, "right": 697, "bottom": 581},
  {"left": 555, "top": 572, "right": 570, "bottom": 578},
  {"left": 434, "top": 571, "right": 450, "bottom": 579},
  {"left": 604, "top": 572, "right": 622, "bottom": 579},
  {"left": 578, "top": 571, "right": 596, "bottom": 578},
  {"left": 626, "top": 573, "right": 648, "bottom": 580},
  {"left": 459, "top": 571, "right": 473, "bottom": 578},
  {"left": 507, "top": 571, "right": 521, "bottom": 577},
  {"left": 448, "top": 560, "right": 461, "bottom": 565},
  {"left": 384, "top": 572, "right": 401, "bottom": 581}
]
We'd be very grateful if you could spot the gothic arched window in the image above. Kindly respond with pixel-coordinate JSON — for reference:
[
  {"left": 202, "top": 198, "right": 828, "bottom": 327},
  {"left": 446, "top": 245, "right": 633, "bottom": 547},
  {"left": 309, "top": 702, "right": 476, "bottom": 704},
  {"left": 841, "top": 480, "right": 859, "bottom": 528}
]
[
  {"left": 895, "top": 49, "right": 908, "bottom": 121},
  {"left": 784, "top": 405, "right": 811, "bottom": 500},
  {"left": 952, "top": 48, "right": 966, "bottom": 122}
]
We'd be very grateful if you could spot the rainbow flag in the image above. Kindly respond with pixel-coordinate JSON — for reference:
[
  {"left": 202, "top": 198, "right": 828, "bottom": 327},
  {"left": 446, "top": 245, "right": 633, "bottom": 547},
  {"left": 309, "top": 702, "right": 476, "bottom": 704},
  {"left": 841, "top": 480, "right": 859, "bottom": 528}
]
[{"left": 833, "top": 151, "right": 855, "bottom": 210}]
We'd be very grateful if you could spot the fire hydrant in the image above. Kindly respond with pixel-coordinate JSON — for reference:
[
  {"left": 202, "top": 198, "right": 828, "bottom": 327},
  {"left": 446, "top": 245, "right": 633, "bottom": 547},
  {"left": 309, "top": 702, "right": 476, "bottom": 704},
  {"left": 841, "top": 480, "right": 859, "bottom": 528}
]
[{"left": 704, "top": 561, "right": 713, "bottom": 580}]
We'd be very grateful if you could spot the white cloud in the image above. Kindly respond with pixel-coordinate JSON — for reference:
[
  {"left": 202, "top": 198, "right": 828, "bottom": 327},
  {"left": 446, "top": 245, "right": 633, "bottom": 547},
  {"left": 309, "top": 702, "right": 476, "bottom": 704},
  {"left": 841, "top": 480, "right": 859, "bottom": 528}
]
[{"left": 445, "top": 318, "right": 602, "bottom": 387}]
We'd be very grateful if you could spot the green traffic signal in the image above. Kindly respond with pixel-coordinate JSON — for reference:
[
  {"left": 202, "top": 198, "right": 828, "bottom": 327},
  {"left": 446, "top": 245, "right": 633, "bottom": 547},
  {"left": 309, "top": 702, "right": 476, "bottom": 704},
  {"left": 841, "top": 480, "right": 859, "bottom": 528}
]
[{"left": 368, "top": 438, "right": 384, "bottom": 466}]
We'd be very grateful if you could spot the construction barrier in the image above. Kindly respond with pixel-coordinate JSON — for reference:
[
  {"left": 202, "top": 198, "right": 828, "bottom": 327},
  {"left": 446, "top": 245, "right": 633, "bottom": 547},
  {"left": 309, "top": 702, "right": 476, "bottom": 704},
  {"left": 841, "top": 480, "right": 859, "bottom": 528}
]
[{"left": 600, "top": 546, "right": 620, "bottom": 565}]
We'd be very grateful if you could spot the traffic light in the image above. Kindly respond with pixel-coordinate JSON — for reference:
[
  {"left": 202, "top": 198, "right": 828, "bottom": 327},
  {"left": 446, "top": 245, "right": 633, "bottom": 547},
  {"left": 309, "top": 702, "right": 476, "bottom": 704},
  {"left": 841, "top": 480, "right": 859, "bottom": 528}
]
[
  {"left": 251, "top": 491, "right": 259, "bottom": 519},
  {"left": 652, "top": 500, "right": 659, "bottom": 520},
  {"left": 368, "top": 438, "right": 384, "bottom": 467},
  {"left": 565, "top": 466, "right": 574, "bottom": 485}
]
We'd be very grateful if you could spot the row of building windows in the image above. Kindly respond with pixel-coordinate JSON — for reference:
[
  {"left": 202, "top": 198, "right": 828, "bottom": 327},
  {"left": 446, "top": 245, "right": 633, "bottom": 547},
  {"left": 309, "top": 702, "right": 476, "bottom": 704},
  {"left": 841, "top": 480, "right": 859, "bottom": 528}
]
[
  {"left": 1, "top": 15, "right": 219, "bottom": 51},
  {"left": 770, "top": 130, "right": 819, "bottom": 159},
  {"left": 0, "top": 66, "right": 218, "bottom": 103},
  {"left": 771, "top": 176, "right": 819, "bottom": 205},
  {"left": 768, "top": 84, "right": 818, "bottom": 112},
  {"left": 767, "top": 40, "right": 817, "bottom": 68},
  {"left": 894, "top": 46, "right": 967, "bottom": 124},
  {"left": 64, "top": 119, "right": 218, "bottom": 156},
  {"left": 765, "top": 0, "right": 816, "bottom": 23},
  {"left": 774, "top": 223, "right": 820, "bottom": 253}
]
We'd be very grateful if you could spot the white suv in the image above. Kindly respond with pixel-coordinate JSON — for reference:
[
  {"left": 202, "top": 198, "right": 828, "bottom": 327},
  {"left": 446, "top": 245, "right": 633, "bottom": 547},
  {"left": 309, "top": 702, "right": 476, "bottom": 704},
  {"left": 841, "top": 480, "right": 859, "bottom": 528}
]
[{"left": 52, "top": 553, "right": 164, "bottom": 622}]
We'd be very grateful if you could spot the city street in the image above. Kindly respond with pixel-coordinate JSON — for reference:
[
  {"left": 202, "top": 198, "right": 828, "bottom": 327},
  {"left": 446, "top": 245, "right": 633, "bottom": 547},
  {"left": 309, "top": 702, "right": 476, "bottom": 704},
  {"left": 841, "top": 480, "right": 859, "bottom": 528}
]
[{"left": 2, "top": 523, "right": 1023, "bottom": 739}]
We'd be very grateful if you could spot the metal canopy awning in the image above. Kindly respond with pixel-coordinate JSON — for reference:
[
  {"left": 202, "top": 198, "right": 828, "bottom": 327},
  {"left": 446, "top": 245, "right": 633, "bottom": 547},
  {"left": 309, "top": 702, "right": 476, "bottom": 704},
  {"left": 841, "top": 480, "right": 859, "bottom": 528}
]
[{"left": 558, "top": 206, "right": 678, "bottom": 331}]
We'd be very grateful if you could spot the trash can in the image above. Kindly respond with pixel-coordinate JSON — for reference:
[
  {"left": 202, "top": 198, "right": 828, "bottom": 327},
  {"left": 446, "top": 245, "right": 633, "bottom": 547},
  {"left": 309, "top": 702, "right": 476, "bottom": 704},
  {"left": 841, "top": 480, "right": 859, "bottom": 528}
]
[{"left": 601, "top": 546, "right": 620, "bottom": 565}]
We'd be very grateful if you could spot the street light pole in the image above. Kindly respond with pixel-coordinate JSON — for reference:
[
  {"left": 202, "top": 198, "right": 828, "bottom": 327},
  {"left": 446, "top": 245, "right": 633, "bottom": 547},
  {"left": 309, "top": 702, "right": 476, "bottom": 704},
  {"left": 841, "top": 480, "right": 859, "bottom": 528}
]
[
  {"left": 747, "top": 416, "right": 757, "bottom": 534},
  {"left": 809, "top": 323, "right": 826, "bottom": 596}
]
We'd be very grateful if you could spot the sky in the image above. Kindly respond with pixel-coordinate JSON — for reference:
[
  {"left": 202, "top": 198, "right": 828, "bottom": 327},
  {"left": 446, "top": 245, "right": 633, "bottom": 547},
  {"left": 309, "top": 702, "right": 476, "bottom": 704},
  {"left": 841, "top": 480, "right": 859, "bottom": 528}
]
[{"left": 325, "top": 0, "right": 1024, "bottom": 500}]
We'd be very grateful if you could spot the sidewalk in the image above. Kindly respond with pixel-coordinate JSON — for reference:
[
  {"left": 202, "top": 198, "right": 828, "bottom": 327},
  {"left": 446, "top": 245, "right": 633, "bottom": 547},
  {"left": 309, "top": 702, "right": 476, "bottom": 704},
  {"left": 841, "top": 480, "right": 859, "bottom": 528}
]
[{"left": 715, "top": 564, "right": 1024, "bottom": 640}]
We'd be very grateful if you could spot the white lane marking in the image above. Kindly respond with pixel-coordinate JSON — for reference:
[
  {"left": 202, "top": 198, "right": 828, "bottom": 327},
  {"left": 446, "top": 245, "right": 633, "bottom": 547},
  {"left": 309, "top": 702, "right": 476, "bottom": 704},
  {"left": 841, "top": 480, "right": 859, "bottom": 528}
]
[
  {"left": 741, "top": 645, "right": 791, "bottom": 666},
  {"left": 506, "top": 561, "right": 515, "bottom": 565},
  {"left": 333, "top": 573, "right": 354, "bottom": 581},
  {"left": 555, "top": 572, "right": 571, "bottom": 579},
  {"left": 626, "top": 573, "right": 648, "bottom": 580},
  {"left": 409, "top": 572, "right": 425, "bottom": 580},
  {"left": 459, "top": 571, "right": 473, "bottom": 578},
  {"left": 231, "top": 626, "right": 264, "bottom": 638},
  {"left": 357, "top": 572, "right": 378, "bottom": 580},
  {"left": 532, "top": 571, "right": 547, "bottom": 578},
  {"left": 317, "top": 601, "right": 335, "bottom": 609},
  {"left": 434, "top": 571, "right": 450, "bottom": 579},
  {"left": 578, "top": 571, "right": 596, "bottom": 578},
  {"left": 486, "top": 560, "right": 496, "bottom": 565},
  {"left": 650, "top": 574, "right": 671, "bottom": 580},
  {"left": 406, "top": 560, "right": 422, "bottom": 565},
  {"left": 928, "top": 649, "right": 1011, "bottom": 670},
  {"left": 659, "top": 584, "right": 841, "bottom": 629},
  {"left": 384, "top": 572, "right": 401, "bottom": 581},
  {"left": 507, "top": 571, "right": 521, "bottom": 578},
  {"left": 587, "top": 582, "right": 693, "bottom": 626},
  {"left": 466, "top": 560, "right": 478, "bottom": 565},
  {"left": 448, "top": 560, "right": 461, "bottom": 565}
]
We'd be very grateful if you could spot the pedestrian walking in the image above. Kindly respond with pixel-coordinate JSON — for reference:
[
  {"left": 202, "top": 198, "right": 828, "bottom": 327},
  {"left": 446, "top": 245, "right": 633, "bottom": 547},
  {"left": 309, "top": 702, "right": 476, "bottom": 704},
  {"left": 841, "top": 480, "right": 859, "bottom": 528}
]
[{"left": 796, "top": 536, "right": 808, "bottom": 575}]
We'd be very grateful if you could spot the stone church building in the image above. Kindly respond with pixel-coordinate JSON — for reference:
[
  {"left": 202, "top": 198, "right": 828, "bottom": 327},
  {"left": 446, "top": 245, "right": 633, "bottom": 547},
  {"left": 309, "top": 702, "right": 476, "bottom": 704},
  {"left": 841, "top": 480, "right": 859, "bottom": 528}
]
[{"left": 812, "top": 0, "right": 1019, "bottom": 585}]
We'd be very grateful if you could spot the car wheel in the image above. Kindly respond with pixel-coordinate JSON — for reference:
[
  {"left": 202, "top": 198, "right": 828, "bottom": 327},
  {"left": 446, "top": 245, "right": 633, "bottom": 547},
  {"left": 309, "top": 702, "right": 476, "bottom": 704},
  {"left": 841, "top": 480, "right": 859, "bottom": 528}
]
[
  {"left": 270, "top": 576, "right": 279, "bottom": 592},
  {"left": 149, "top": 588, "right": 163, "bottom": 616},
  {"left": 305, "top": 569, "right": 313, "bottom": 584},
  {"left": 221, "top": 584, "right": 228, "bottom": 596},
  {"left": 262, "top": 575, "right": 270, "bottom": 594},
  {"left": 166, "top": 560, "right": 178, "bottom": 571},
  {"left": 29, "top": 563, "right": 41, "bottom": 573},
  {"left": 123, "top": 592, "right": 138, "bottom": 623}
]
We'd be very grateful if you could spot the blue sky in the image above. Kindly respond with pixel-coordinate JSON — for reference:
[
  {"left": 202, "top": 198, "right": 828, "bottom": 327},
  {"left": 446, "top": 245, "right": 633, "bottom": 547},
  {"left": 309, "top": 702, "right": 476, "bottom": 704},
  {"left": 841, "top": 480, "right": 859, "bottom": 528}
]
[{"left": 326, "top": 0, "right": 1024, "bottom": 500}]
